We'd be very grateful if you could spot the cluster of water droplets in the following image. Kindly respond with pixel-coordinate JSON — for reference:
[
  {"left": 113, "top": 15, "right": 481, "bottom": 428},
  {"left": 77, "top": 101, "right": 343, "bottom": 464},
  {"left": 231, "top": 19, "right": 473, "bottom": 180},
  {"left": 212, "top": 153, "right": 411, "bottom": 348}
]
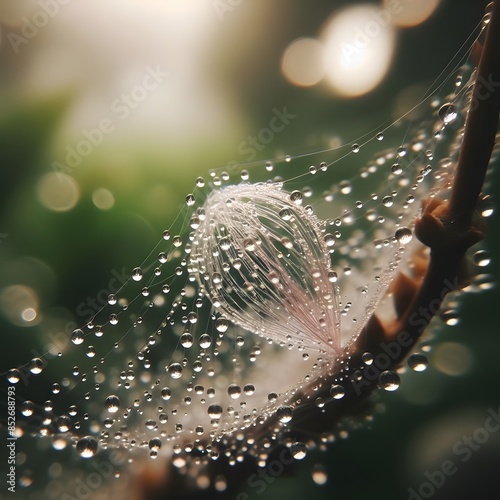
[{"left": 4, "top": 53, "right": 498, "bottom": 496}]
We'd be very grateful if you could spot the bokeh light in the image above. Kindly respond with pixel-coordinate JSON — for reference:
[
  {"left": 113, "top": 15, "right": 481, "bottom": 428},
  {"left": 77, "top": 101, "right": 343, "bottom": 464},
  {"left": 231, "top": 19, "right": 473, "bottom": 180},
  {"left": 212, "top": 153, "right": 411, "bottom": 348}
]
[
  {"left": 321, "top": 4, "right": 397, "bottom": 97},
  {"left": 281, "top": 37, "right": 325, "bottom": 87},
  {"left": 36, "top": 172, "right": 80, "bottom": 212},
  {"left": 384, "top": 0, "right": 441, "bottom": 28}
]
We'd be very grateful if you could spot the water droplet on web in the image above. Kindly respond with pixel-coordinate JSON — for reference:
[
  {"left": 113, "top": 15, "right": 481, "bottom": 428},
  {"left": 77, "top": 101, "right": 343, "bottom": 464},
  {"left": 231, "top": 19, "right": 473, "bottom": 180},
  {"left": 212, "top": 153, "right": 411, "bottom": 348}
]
[
  {"left": 199, "top": 334, "right": 212, "bottom": 349},
  {"left": 395, "top": 227, "right": 412, "bottom": 245},
  {"left": 149, "top": 437, "right": 162, "bottom": 451},
  {"left": 71, "top": 329, "right": 85, "bottom": 345},
  {"left": 167, "top": 363, "right": 183, "bottom": 379},
  {"left": 132, "top": 267, "right": 143, "bottom": 281},
  {"left": 161, "top": 387, "right": 172, "bottom": 400},
  {"left": 339, "top": 180, "right": 352, "bottom": 195},
  {"left": 215, "top": 318, "right": 229, "bottom": 333},
  {"left": 376, "top": 132, "right": 384, "bottom": 141},
  {"left": 105, "top": 395, "right": 120, "bottom": 413},
  {"left": 438, "top": 103, "right": 457, "bottom": 124},
  {"left": 408, "top": 354, "right": 428, "bottom": 372},
  {"left": 265, "top": 161, "right": 274, "bottom": 172},
  {"left": 180, "top": 332, "right": 194, "bottom": 348},
  {"left": 227, "top": 384, "right": 241, "bottom": 399},
  {"left": 473, "top": 250, "right": 490, "bottom": 267},
  {"left": 57, "top": 415, "right": 72, "bottom": 432},
  {"left": 20, "top": 400, "right": 35, "bottom": 417},
  {"left": 243, "top": 238, "right": 256, "bottom": 252},
  {"left": 382, "top": 196, "right": 394, "bottom": 207},
  {"left": 290, "top": 190, "right": 303, "bottom": 205},
  {"left": 29, "top": 358, "right": 44, "bottom": 375},
  {"left": 330, "top": 384, "right": 345, "bottom": 399},
  {"left": 378, "top": 371, "right": 400, "bottom": 391},
  {"left": 208, "top": 404, "right": 223, "bottom": 419},
  {"left": 291, "top": 442, "right": 307, "bottom": 460},
  {"left": 351, "top": 143, "right": 360, "bottom": 153},
  {"left": 276, "top": 406, "right": 293, "bottom": 423},
  {"left": 391, "top": 163, "right": 402, "bottom": 175},
  {"left": 7, "top": 369, "right": 20, "bottom": 384},
  {"left": 76, "top": 436, "right": 98, "bottom": 458},
  {"left": 244, "top": 384, "right": 255, "bottom": 395},
  {"left": 186, "top": 194, "right": 195, "bottom": 206},
  {"left": 196, "top": 177, "right": 205, "bottom": 188},
  {"left": 440, "top": 309, "right": 459, "bottom": 326}
]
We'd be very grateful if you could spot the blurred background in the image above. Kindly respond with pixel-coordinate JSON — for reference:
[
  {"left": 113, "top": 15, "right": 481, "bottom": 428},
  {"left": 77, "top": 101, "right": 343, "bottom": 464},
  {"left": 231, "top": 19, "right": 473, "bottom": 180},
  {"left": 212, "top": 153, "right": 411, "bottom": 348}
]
[{"left": 1, "top": 0, "right": 499, "bottom": 499}]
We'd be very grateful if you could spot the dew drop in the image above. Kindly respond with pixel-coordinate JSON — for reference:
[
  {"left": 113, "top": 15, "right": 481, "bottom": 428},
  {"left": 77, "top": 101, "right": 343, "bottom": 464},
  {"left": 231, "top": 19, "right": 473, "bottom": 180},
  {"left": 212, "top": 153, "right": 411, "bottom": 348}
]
[
  {"left": 161, "top": 387, "right": 172, "bottom": 400},
  {"left": 291, "top": 442, "right": 307, "bottom": 460},
  {"left": 227, "top": 384, "right": 241, "bottom": 399},
  {"left": 180, "top": 333, "right": 194, "bottom": 348},
  {"left": 195, "top": 177, "right": 205, "bottom": 188},
  {"left": 376, "top": 132, "right": 384, "bottom": 141},
  {"left": 395, "top": 227, "right": 412, "bottom": 245},
  {"left": 57, "top": 415, "right": 72, "bottom": 432},
  {"left": 330, "top": 384, "right": 345, "bottom": 399},
  {"left": 290, "top": 191, "right": 303, "bottom": 205},
  {"left": 276, "top": 406, "right": 293, "bottom": 423},
  {"left": 7, "top": 369, "right": 21, "bottom": 384},
  {"left": 473, "top": 250, "right": 490, "bottom": 267},
  {"left": 243, "top": 384, "right": 255, "bottom": 396},
  {"left": 105, "top": 395, "right": 120, "bottom": 413},
  {"left": 71, "top": 329, "right": 85, "bottom": 345},
  {"left": 408, "top": 354, "right": 428, "bottom": 372},
  {"left": 186, "top": 194, "right": 195, "bottom": 206},
  {"left": 199, "top": 334, "right": 212, "bottom": 349},
  {"left": 29, "top": 358, "right": 44, "bottom": 375},
  {"left": 351, "top": 143, "right": 360, "bottom": 153},
  {"left": 167, "top": 363, "right": 183, "bottom": 379},
  {"left": 132, "top": 267, "right": 143, "bottom": 281},
  {"left": 243, "top": 238, "right": 256, "bottom": 252},
  {"left": 208, "top": 404, "right": 223, "bottom": 419},
  {"left": 77, "top": 436, "right": 98, "bottom": 458},
  {"left": 215, "top": 318, "right": 229, "bottom": 333},
  {"left": 382, "top": 196, "right": 394, "bottom": 207},
  {"left": 20, "top": 400, "right": 35, "bottom": 417},
  {"left": 378, "top": 371, "right": 400, "bottom": 391},
  {"left": 339, "top": 180, "right": 352, "bottom": 195},
  {"left": 438, "top": 103, "right": 458, "bottom": 124},
  {"left": 149, "top": 437, "right": 162, "bottom": 450}
]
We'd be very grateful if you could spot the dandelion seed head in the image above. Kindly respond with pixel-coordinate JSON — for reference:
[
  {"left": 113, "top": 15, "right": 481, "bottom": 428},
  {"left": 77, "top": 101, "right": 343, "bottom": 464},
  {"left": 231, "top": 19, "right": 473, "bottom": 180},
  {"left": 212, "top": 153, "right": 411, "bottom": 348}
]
[{"left": 191, "top": 182, "right": 341, "bottom": 353}]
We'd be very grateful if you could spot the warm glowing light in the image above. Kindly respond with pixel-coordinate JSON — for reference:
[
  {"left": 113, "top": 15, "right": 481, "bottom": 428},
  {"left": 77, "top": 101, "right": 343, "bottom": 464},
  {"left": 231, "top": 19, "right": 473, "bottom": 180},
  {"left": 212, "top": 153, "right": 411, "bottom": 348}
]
[
  {"left": 433, "top": 342, "right": 473, "bottom": 376},
  {"left": 37, "top": 172, "right": 80, "bottom": 212},
  {"left": 92, "top": 188, "right": 115, "bottom": 210},
  {"left": 281, "top": 37, "right": 325, "bottom": 87},
  {"left": 384, "top": 0, "right": 440, "bottom": 28},
  {"left": 321, "top": 4, "right": 396, "bottom": 97},
  {"left": 0, "top": 285, "right": 40, "bottom": 327}
]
